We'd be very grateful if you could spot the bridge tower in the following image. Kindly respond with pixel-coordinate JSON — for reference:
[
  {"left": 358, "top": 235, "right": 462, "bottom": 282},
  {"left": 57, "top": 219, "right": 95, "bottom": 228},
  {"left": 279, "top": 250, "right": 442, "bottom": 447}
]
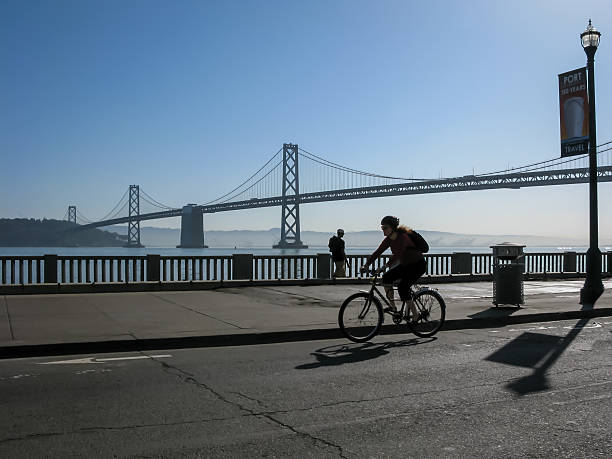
[
  {"left": 125, "top": 185, "right": 144, "bottom": 248},
  {"left": 273, "top": 143, "right": 308, "bottom": 249},
  {"left": 177, "top": 204, "right": 208, "bottom": 248},
  {"left": 67, "top": 206, "right": 76, "bottom": 224}
]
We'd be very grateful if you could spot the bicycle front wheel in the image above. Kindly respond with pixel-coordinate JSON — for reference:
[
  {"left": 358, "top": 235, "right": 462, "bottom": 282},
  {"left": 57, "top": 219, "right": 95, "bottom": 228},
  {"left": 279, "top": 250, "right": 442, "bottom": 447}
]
[
  {"left": 338, "top": 292, "right": 383, "bottom": 343},
  {"left": 407, "top": 289, "right": 446, "bottom": 338}
]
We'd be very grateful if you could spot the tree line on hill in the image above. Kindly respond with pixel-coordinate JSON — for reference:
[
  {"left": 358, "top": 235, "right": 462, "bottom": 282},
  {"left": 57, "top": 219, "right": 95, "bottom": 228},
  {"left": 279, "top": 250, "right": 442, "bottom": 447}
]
[{"left": 0, "top": 219, "right": 126, "bottom": 247}]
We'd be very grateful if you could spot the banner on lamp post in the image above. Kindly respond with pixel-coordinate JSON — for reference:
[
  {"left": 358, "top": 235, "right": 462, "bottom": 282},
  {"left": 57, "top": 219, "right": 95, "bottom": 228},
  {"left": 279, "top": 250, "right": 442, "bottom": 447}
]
[{"left": 559, "top": 67, "right": 589, "bottom": 157}]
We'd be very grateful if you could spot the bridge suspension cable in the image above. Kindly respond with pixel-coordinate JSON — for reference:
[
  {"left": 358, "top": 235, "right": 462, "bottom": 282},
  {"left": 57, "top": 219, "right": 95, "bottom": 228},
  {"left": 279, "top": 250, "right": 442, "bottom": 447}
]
[
  {"left": 76, "top": 210, "right": 94, "bottom": 224},
  {"left": 95, "top": 188, "right": 130, "bottom": 222},
  {"left": 298, "top": 147, "right": 424, "bottom": 181},
  {"left": 139, "top": 188, "right": 178, "bottom": 210},
  {"left": 202, "top": 148, "right": 283, "bottom": 205},
  {"left": 477, "top": 139, "right": 612, "bottom": 177}
]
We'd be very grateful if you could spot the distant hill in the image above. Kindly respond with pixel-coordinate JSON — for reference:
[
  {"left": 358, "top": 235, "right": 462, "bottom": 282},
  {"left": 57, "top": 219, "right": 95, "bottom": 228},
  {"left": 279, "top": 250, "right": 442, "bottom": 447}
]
[
  {"left": 1, "top": 218, "right": 593, "bottom": 248},
  {"left": 0, "top": 219, "right": 126, "bottom": 247},
  {"left": 105, "top": 225, "right": 588, "bottom": 248}
]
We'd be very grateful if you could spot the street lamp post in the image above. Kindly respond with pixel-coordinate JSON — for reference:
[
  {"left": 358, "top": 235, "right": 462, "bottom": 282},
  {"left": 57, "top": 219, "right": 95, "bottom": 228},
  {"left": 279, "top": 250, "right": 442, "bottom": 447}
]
[{"left": 579, "top": 20, "right": 604, "bottom": 305}]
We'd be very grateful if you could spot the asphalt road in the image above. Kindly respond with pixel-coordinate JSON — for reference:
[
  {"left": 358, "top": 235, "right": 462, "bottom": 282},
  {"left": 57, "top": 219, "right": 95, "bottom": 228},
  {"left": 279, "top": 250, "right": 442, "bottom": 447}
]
[{"left": 1, "top": 318, "right": 611, "bottom": 458}]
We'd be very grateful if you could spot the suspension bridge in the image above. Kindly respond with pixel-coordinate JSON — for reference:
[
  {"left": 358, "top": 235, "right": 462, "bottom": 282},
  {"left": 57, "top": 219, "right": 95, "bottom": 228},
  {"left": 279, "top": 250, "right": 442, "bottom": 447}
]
[{"left": 66, "top": 141, "right": 612, "bottom": 248}]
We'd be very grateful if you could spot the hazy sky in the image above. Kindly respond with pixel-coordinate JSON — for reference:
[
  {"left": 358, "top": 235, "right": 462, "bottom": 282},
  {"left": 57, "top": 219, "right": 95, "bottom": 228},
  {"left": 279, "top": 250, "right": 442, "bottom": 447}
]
[{"left": 1, "top": 0, "right": 611, "bottom": 241}]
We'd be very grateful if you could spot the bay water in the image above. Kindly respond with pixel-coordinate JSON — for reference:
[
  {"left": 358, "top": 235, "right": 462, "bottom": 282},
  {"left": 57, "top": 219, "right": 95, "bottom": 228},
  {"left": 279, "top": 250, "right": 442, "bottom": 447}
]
[{"left": 0, "top": 246, "right": 600, "bottom": 257}]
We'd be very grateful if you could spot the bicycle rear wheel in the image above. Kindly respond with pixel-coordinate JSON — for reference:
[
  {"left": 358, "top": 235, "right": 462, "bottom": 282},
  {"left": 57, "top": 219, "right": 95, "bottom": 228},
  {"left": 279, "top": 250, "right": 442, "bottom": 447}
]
[
  {"left": 407, "top": 289, "right": 446, "bottom": 338},
  {"left": 338, "top": 293, "right": 383, "bottom": 343}
]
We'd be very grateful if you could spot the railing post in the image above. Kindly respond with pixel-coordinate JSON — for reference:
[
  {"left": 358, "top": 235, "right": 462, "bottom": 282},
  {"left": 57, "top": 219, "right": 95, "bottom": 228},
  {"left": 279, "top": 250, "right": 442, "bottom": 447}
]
[
  {"left": 43, "top": 254, "right": 58, "bottom": 283},
  {"left": 451, "top": 252, "right": 472, "bottom": 275},
  {"left": 563, "top": 251, "right": 577, "bottom": 273},
  {"left": 232, "top": 254, "right": 253, "bottom": 280},
  {"left": 146, "top": 254, "right": 160, "bottom": 281},
  {"left": 317, "top": 253, "right": 331, "bottom": 280},
  {"left": 606, "top": 251, "right": 612, "bottom": 274}
]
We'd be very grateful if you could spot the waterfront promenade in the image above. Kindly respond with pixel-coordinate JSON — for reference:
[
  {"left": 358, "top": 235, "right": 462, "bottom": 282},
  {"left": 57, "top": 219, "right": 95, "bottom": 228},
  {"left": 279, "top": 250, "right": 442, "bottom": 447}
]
[{"left": 2, "top": 279, "right": 612, "bottom": 359}]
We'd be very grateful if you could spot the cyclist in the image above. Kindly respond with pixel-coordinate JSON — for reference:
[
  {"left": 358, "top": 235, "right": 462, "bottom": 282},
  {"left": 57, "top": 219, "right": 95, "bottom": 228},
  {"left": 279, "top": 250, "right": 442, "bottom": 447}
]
[{"left": 360, "top": 216, "right": 427, "bottom": 321}]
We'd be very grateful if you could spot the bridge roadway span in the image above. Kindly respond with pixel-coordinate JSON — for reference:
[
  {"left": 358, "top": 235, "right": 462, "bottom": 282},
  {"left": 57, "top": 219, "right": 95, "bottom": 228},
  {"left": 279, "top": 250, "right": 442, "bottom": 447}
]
[{"left": 78, "top": 165, "right": 612, "bottom": 229}]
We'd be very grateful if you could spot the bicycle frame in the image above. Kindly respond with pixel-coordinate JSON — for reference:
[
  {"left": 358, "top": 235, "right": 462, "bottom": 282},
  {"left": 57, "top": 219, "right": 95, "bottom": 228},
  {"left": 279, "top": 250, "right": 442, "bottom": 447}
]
[{"left": 359, "top": 272, "right": 415, "bottom": 319}]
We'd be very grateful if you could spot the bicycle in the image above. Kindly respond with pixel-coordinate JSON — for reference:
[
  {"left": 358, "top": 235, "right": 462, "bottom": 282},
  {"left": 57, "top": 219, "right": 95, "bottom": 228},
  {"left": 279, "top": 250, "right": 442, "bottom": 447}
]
[{"left": 338, "top": 269, "right": 446, "bottom": 343}]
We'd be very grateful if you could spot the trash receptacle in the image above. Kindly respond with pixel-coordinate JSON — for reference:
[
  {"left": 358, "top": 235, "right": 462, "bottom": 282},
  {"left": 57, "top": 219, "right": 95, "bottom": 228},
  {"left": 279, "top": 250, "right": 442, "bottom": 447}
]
[
  {"left": 493, "top": 263, "right": 524, "bottom": 306},
  {"left": 491, "top": 243, "right": 525, "bottom": 307}
]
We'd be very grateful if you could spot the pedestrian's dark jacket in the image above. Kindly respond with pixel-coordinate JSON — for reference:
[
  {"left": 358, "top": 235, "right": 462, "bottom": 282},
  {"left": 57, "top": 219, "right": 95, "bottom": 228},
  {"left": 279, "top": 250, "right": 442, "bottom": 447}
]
[{"left": 328, "top": 235, "right": 346, "bottom": 261}]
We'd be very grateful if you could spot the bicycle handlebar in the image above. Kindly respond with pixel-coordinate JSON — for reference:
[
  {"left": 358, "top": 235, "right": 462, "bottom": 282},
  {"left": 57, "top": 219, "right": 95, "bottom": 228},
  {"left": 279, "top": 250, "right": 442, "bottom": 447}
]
[{"left": 359, "top": 268, "right": 380, "bottom": 278}]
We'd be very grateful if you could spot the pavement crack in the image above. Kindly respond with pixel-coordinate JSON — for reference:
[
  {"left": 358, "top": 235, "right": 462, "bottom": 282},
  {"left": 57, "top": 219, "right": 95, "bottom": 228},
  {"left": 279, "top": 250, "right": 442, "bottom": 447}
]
[
  {"left": 147, "top": 293, "right": 246, "bottom": 329},
  {"left": 0, "top": 422, "right": 347, "bottom": 458},
  {"left": 255, "top": 367, "right": 612, "bottom": 417},
  {"left": 3, "top": 295, "right": 15, "bottom": 340},
  {"left": 147, "top": 354, "right": 349, "bottom": 457},
  {"left": 228, "top": 391, "right": 268, "bottom": 409},
  {"left": 151, "top": 357, "right": 253, "bottom": 412},
  {"left": 0, "top": 416, "right": 247, "bottom": 445},
  {"left": 262, "top": 413, "right": 349, "bottom": 458},
  {"left": 261, "top": 287, "right": 334, "bottom": 304}
]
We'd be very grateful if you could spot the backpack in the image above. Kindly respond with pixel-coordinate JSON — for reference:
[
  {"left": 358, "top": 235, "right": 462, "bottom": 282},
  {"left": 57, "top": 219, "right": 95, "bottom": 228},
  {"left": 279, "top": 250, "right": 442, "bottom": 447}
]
[
  {"left": 409, "top": 230, "right": 429, "bottom": 253},
  {"left": 328, "top": 236, "right": 340, "bottom": 253}
]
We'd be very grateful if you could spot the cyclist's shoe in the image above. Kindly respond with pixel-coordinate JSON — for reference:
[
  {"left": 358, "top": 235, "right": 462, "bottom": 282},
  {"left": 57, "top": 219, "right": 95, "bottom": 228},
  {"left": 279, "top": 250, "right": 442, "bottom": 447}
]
[
  {"left": 383, "top": 306, "right": 399, "bottom": 315},
  {"left": 409, "top": 312, "right": 423, "bottom": 324}
]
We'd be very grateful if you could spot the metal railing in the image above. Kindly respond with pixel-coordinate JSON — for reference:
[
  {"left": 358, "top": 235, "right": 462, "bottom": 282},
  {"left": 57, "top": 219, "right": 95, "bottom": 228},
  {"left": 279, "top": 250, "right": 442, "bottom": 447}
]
[
  {"left": 524, "top": 253, "right": 565, "bottom": 273},
  {"left": 253, "top": 255, "right": 317, "bottom": 280},
  {"left": 159, "top": 256, "right": 232, "bottom": 282},
  {"left": 1, "top": 251, "right": 610, "bottom": 286}
]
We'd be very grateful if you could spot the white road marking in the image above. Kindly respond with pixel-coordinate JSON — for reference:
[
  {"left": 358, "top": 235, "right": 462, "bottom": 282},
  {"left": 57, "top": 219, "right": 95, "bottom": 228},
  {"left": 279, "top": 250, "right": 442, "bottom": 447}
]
[
  {"left": 37, "top": 354, "right": 172, "bottom": 365},
  {"left": 508, "top": 325, "right": 559, "bottom": 332},
  {"left": 506, "top": 321, "right": 608, "bottom": 333},
  {"left": 562, "top": 323, "right": 602, "bottom": 330}
]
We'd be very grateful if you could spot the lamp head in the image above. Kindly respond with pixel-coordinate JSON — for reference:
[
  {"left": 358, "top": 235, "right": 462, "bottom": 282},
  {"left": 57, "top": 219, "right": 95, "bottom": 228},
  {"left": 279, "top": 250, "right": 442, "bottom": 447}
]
[{"left": 581, "top": 19, "right": 601, "bottom": 50}]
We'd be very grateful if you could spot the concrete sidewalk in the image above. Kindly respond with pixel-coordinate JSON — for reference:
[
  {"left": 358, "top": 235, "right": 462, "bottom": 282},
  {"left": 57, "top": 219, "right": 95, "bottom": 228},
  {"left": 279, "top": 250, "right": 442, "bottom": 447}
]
[{"left": 2, "top": 279, "right": 612, "bottom": 359}]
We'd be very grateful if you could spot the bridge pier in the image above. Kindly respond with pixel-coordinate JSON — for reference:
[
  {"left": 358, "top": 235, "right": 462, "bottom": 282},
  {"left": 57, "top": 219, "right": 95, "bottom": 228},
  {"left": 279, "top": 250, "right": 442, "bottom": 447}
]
[
  {"left": 177, "top": 204, "right": 208, "bottom": 248},
  {"left": 273, "top": 143, "right": 308, "bottom": 249}
]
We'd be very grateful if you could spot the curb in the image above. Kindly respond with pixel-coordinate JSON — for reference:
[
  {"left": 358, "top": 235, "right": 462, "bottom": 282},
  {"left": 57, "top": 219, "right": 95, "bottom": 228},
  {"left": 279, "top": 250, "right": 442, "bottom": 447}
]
[
  {"left": 1, "top": 307, "right": 611, "bottom": 360},
  {"left": 2, "top": 273, "right": 602, "bottom": 295}
]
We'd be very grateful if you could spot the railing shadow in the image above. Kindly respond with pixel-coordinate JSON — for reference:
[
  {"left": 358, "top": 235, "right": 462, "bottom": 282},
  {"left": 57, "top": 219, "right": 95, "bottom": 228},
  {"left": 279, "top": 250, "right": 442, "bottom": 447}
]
[
  {"left": 485, "top": 303, "right": 594, "bottom": 396},
  {"left": 295, "top": 337, "right": 435, "bottom": 370}
]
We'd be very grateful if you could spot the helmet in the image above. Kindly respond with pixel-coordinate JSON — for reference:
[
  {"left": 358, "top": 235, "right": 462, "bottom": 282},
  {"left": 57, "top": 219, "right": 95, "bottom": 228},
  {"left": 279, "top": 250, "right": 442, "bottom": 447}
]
[
  {"left": 337, "top": 228, "right": 344, "bottom": 235},
  {"left": 380, "top": 215, "right": 399, "bottom": 229}
]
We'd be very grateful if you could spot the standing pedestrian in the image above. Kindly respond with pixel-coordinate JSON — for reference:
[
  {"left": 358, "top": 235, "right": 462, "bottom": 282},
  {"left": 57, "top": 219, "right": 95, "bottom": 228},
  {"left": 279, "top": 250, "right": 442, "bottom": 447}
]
[{"left": 328, "top": 229, "right": 346, "bottom": 278}]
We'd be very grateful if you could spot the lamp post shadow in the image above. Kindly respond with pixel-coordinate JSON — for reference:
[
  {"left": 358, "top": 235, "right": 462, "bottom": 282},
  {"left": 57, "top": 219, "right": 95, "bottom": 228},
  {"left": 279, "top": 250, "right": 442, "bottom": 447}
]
[{"left": 486, "top": 303, "right": 595, "bottom": 396}]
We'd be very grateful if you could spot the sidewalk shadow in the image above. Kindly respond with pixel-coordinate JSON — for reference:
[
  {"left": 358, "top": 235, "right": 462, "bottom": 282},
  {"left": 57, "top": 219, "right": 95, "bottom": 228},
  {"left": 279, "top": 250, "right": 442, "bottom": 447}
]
[
  {"left": 295, "top": 338, "right": 435, "bottom": 370},
  {"left": 485, "top": 303, "right": 594, "bottom": 396}
]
